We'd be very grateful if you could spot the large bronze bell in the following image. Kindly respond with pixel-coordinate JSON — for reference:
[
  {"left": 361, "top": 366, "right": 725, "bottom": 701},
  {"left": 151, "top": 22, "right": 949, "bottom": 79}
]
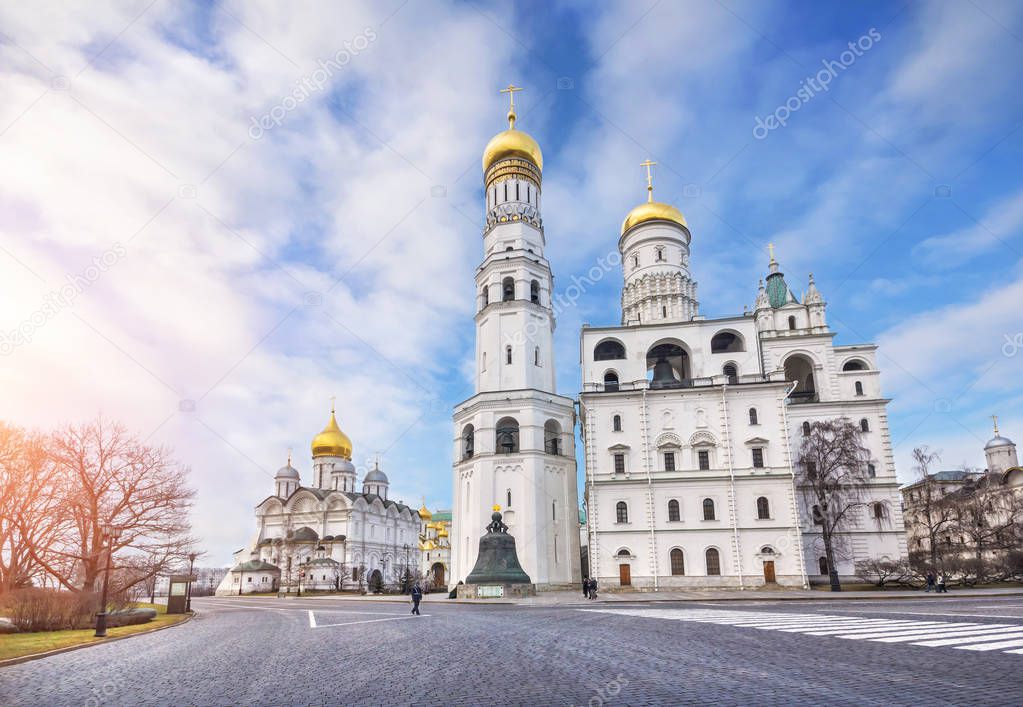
[
  {"left": 465, "top": 511, "right": 532, "bottom": 584},
  {"left": 651, "top": 356, "right": 678, "bottom": 388}
]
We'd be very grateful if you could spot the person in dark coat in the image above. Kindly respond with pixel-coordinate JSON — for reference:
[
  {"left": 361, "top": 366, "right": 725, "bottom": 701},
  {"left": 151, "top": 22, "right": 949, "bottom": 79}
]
[
  {"left": 410, "top": 582, "right": 423, "bottom": 615},
  {"left": 583, "top": 578, "right": 589, "bottom": 597},
  {"left": 925, "top": 571, "right": 935, "bottom": 592}
]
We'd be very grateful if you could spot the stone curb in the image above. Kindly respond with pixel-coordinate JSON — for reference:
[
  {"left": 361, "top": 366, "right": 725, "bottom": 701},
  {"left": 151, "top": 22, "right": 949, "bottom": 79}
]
[
  {"left": 0, "top": 611, "right": 195, "bottom": 669},
  {"left": 208, "top": 588, "right": 1023, "bottom": 607}
]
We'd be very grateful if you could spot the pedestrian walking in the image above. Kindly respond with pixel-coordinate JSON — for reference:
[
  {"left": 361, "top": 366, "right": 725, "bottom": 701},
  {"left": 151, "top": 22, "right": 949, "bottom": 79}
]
[
  {"left": 583, "top": 578, "right": 589, "bottom": 597},
  {"left": 588, "top": 579, "right": 598, "bottom": 600},
  {"left": 410, "top": 582, "right": 423, "bottom": 615},
  {"left": 925, "top": 571, "right": 935, "bottom": 592},
  {"left": 937, "top": 574, "right": 948, "bottom": 593}
]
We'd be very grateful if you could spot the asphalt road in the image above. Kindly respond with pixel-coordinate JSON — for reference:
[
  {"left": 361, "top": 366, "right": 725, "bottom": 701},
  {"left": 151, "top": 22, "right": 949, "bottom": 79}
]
[{"left": 4, "top": 594, "right": 1023, "bottom": 706}]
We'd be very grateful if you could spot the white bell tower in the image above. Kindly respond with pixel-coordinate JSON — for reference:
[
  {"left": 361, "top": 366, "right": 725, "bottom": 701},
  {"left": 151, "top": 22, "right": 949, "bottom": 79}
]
[{"left": 451, "top": 85, "right": 580, "bottom": 589}]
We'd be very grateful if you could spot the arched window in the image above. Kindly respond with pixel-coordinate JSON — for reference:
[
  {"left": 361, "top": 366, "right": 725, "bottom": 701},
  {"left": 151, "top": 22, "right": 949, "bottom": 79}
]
[
  {"left": 656, "top": 246, "right": 665, "bottom": 262},
  {"left": 802, "top": 421, "right": 811, "bottom": 436},
  {"left": 668, "top": 499, "right": 680, "bottom": 522},
  {"left": 506, "top": 489, "right": 512, "bottom": 507},
  {"left": 855, "top": 381, "right": 864, "bottom": 396},
  {"left": 505, "top": 345, "right": 512, "bottom": 365},
  {"left": 534, "top": 346, "right": 540, "bottom": 366},
  {"left": 784, "top": 355, "right": 816, "bottom": 403},
  {"left": 617, "top": 548, "right": 631, "bottom": 558},
  {"left": 530, "top": 279, "right": 540, "bottom": 305},
  {"left": 818, "top": 557, "right": 828, "bottom": 575},
  {"left": 756, "top": 496, "right": 770, "bottom": 520},
  {"left": 544, "top": 419, "right": 562, "bottom": 456},
  {"left": 632, "top": 254, "right": 639, "bottom": 268},
  {"left": 872, "top": 502, "right": 887, "bottom": 520},
  {"left": 462, "top": 424, "right": 474, "bottom": 460},
  {"left": 670, "top": 548, "right": 685, "bottom": 575},
  {"left": 705, "top": 548, "right": 721, "bottom": 576},
  {"left": 812, "top": 505, "right": 823, "bottom": 525},
  {"left": 594, "top": 339, "right": 626, "bottom": 360},
  {"left": 481, "top": 285, "right": 489, "bottom": 307},
  {"left": 495, "top": 417, "right": 519, "bottom": 454},
  {"left": 616, "top": 502, "right": 628, "bottom": 524},
  {"left": 748, "top": 408, "right": 758, "bottom": 425},
  {"left": 603, "top": 371, "right": 620, "bottom": 392},
  {"left": 788, "top": 316, "right": 797, "bottom": 330},
  {"left": 502, "top": 277, "right": 514, "bottom": 301},
  {"left": 710, "top": 331, "right": 745, "bottom": 353},
  {"left": 702, "top": 498, "right": 715, "bottom": 521},
  {"left": 860, "top": 418, "right": 870, "bottom": 432},
  {"left": 723, "top": 363, "right": 738, "bottom": 384},
  {"left": 612, "top": 414, "right": 622, "bottom": 432},
  {"left": 661, "top": 305, "right": 667, "bottom": 318},
  {"left": 842, "top": 359, "right": 867, "bottom": 371},
  {"left": 867, "top": 463, "right": 876, "bottom": 478}
]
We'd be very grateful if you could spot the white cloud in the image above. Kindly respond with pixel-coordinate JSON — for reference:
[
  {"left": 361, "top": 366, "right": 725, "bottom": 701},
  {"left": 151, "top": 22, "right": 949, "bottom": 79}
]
[{"left": 0, "top": 0, "right": 516, "bottom": 563}]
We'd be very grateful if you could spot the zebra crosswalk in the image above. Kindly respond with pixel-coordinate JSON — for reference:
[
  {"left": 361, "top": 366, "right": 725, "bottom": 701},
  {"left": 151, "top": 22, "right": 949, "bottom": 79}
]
[{"left": 580, "top": 608, "right": 1023, "bottom": 656}]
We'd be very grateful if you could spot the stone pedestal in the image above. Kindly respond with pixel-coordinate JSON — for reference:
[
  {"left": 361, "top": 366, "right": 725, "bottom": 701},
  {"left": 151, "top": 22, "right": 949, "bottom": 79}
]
[{"left": 457, "top": 582, "right": 537, "bottom": 599}]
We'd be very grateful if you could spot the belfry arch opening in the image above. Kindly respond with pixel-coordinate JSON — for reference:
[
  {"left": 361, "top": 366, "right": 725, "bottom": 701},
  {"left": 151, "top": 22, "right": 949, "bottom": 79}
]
[
  {"left": 647, "top": 342, "right": 690, "bottom": 389},
  {"left": 594, "top": 339, "right": 626, "bottom": 361},
  {"left": 710, "top": 331, "right": 745, "bottom": 354},
  {"left": 784, "top": 354, "right": 817, "bottom": 403}
]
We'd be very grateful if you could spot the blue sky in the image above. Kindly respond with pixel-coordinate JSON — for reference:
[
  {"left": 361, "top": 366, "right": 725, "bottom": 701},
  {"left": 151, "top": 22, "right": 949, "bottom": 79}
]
[{"left": 1, "top": 0, "right": 1021, "bottom": 564}]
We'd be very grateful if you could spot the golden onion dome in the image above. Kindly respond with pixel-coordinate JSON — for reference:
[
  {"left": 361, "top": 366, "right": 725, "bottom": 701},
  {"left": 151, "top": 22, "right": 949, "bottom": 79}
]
[
  {"left": 621, "top": 201, "right": 687, "bottom": 236},
  {"left": 418, "top": 502, "right": 433, "bottom": 520},
  {"left": 437, "top": 527, "right": 449, "bottom": 538},
  {"left": 311, "top": 408, "right": 352, "bottom": 460},
  {"left": 482, "top": 128, "right": 543, "bottom": 174}
]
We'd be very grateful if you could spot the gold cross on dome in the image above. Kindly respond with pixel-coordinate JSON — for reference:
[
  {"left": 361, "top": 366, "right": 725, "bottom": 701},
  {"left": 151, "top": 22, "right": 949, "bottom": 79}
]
[
  {"left": 329, "top": 395, "right": 336, "bottom": 414},
  {"left": 500, "top": 84, "right": 524, "bottom": 127},
  {"left": 993, "top": 414, "right": 1000, "bottom": 435},
  {"left": 767, "top": 243, "right": 776, "bottom": 263},
  {"left": 640, "top": 159, "right": 656, "bottom": 202}
]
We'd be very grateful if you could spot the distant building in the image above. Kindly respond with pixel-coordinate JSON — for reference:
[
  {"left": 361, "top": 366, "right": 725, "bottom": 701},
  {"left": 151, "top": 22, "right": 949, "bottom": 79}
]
[
  {"left": 418, "top": 506, "right": 451, "bottom": 588},
  {"left": 217, "top": 407, "right": 420, "bottom": 595},
  {"left": 900, "top": 418, "right": 1023, "bottom": 571}
]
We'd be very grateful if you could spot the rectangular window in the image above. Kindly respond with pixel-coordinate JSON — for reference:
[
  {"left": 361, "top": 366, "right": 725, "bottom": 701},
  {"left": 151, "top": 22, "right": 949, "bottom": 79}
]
[
  {"left": 664, "top": 452, "right": 676, "bottom": 471},
  {"left": 613, "top": 453, "right": 625, "bottom": 474},
  {"left": 752, "top": 448, "right": 765, "bottom": 468},
  {"left": 698, "top": 450, "right": 710, "bottom": 470}
]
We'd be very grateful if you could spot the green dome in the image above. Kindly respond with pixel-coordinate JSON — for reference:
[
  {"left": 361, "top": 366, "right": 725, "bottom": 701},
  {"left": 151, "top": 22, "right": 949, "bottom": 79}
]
[{"left": 765, "top": 272, "right": 792, "bottom": 308}]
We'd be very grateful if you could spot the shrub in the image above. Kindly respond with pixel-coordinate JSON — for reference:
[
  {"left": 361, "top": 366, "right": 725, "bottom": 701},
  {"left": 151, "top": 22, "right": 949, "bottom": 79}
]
[{"left": 0, "top": 588, "right": 102, "bottom": 632}]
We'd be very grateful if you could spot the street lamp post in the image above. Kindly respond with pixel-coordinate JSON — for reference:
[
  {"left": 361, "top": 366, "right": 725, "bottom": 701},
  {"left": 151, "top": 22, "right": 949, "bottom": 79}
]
[
  {"left": 185, "top": 552, "right": 198, "bottom": 612},
  {"left": 402, "top": 543, "right": 410, "bottom": 593},
  {"left": 94, "top": 524, "right": 122, "bottom": 638}
]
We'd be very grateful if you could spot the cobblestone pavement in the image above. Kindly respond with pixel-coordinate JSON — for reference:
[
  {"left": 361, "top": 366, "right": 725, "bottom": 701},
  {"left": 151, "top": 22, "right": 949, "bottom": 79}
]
[{"left": 3, "top": 595, "right": 1023, "bottom": 706}]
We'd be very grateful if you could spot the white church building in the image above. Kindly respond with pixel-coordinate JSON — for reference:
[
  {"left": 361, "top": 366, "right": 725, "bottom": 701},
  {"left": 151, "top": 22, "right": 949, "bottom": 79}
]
[
  {"left": 449, "top": 86, "right": 906, "bottom": 592},
  {"left": 579, "top": 172, "right": 906, "bottom": 589},
  {"left": 217, "top": 407, "right": 421, "bottom": 595}
]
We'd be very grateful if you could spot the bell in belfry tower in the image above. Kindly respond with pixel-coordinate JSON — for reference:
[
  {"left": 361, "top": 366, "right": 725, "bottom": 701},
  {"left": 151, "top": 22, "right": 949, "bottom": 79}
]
[{"left": 651, "top": 356, "right": 678, "bottom": 388}]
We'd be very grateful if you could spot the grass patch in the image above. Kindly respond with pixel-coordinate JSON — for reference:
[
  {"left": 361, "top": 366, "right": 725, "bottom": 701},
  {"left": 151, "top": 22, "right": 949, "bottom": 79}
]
[{"left": 0, "top": 603, "right": 189, "bottom": 662}]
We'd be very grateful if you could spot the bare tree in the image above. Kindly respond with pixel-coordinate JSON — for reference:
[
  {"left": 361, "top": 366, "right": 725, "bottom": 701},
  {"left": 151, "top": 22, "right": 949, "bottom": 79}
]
[
  {"left": 907, "top": 446, "right": 957, "bottom": 572},
  {"left": 0, "top": 423, "right": 63, "bottom": 593},
  {"left": 31, "top": 418, "right": 197, "bottom": 594},
  {"left": 331, "top": 562, "right": 350, "bottom": 591},
  {"left": 946, "top": 471, "right": 1023, "bottom": 583},
  {"left": 796, "top": 419, "right": 873, "bottom": 592}
]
